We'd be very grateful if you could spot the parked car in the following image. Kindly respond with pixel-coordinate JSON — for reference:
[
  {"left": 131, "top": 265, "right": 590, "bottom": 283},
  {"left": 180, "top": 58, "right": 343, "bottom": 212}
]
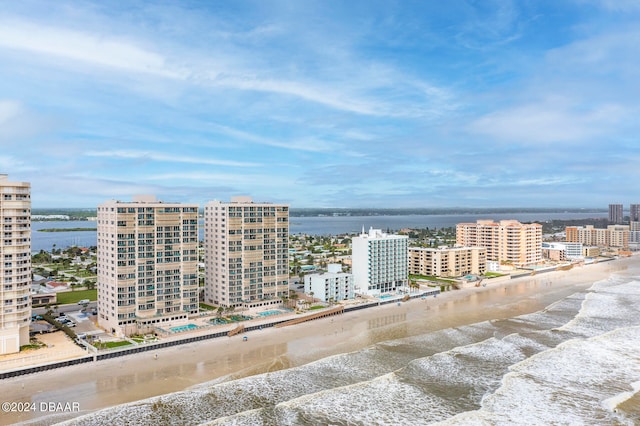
[{"left": 59, "top": 318, "right": 76, "bottom": 326}]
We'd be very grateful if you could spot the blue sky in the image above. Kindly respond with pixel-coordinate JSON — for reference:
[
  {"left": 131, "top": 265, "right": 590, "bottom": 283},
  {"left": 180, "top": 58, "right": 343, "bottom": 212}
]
[{"left": 1, "top": 0, "right": 639, "bottom": 208}]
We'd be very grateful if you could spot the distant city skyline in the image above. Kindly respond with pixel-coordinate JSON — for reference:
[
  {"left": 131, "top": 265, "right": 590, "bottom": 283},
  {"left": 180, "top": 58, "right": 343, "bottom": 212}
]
[{"left": 1, "top": 1, "right": 639, "bottom": 208}]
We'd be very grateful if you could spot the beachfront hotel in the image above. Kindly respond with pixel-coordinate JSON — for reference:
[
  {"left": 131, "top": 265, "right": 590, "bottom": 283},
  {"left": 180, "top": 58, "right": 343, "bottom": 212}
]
[
  {"left": 408, "top": 246, "right": 486, "bottom": 278},
  {"left": 0, "top": 174, "right": 31, "bottom": 354},
  {"left": 204, "top": 197, "right": 289, "bottom": 309},
  {"left": 351, "top": 227, "right": 408, "bottom": 296},
  {"left": 96, "top": 195, "right": 199, "bottom": 336},
  {"left": 455, "top": 220, "right": 542, "bottom": 268}
]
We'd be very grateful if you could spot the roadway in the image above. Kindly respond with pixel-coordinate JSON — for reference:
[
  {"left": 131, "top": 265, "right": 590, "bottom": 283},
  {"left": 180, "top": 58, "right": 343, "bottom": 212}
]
[{"left": 33, "top": 301, "right": 97, "bottom": 316}]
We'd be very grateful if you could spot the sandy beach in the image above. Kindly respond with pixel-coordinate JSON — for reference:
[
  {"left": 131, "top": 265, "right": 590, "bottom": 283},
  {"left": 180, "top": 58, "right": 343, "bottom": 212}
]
[{"left": 0, "top": 257, "right": 633, "bottom": 425}]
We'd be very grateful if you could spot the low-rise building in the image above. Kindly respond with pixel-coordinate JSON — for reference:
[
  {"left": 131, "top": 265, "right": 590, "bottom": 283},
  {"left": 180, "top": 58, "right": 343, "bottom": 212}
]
[
  {"left": 542, "top": 242, "right": 585, "bottom": 261},
  {"left": 304, "top": 264, "right": 354, "bottom": 302}
]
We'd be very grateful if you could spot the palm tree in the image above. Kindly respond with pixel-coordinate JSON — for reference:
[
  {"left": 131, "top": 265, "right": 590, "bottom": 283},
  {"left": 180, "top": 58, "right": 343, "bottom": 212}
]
[{"left": 289, "top": 290, "right": 299, "bottom": 309}]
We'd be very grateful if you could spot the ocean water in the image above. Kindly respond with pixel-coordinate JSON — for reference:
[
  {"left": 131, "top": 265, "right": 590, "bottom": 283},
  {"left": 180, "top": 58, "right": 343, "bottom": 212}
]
[{"left": 54, "top": 267, "right": 640, "bottom": 425}]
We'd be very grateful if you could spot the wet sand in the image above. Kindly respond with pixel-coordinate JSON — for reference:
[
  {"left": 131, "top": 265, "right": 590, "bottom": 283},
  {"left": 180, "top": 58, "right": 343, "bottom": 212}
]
[{"left": 1, "top": 257, "right": 633, "bottom": 425}]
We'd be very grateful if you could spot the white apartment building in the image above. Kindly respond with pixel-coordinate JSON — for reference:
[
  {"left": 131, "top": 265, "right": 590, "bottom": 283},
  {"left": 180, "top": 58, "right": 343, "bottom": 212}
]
[
  {"left": 542, "top": 242, "right": 587, "bottom": 261},
  {"left": 456, "top": 220, "right": 542, "bottom": 267},
  {"left": 629, "top": 221, "right": 640, "bottom": 249},
  {"left": 408, "top": 246, "right": 486, "bottom": 278},
  {"left": 352, "top": 227, "right": 408, "bottom": 296},
  {"left": 204, "top": 197, "right": 289, "bottom": 309},
  {"left": 304, "top": 264, "right": 354, "bottom": 302},
  {"left": 0, "top": 174, "right": 31, "bottom": 355},
  {"left": 97, "top": 196, "right": 199, "bottom": 336}
]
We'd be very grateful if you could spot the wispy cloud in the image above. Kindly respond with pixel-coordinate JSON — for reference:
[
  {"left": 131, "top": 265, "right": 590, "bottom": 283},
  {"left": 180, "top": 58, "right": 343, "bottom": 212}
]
[
  {"left": 468, "top": 99, "right": 626, "bottom": 144},
  {"left": 2, "top": 1, "right": 639, "bottom": 208},
  {"left": 0, "top": 20, "right": 182, "bottom": 78},
  {"left": 84, "top": 150, "right": 261, "bottom": 167},
  {"left": 208, "top": 123, "right": 338, "bottom": 152},
  {"left": 0, "top": 100, "right": 22, "bottom": 123}
]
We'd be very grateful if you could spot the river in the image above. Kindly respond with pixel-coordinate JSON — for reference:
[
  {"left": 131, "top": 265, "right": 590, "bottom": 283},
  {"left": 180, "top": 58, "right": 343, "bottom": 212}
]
[{"left": 30, "top": 212, "right": 607, "bottom": 252}]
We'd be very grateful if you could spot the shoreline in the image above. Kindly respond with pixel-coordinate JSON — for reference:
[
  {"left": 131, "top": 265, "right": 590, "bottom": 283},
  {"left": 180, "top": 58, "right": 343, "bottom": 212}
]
[{"left": 1, "top": 256, "right": 634, "bottom": 424}]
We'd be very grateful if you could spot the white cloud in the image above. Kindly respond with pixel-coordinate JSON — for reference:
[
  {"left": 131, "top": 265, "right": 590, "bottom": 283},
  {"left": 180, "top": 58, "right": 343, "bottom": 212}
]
[
  {"left": 0, "top": 20, "right": 183, "bottom": 78},
  {"left": 0, "top": 100, "right": 22, "bottom": 124},
  {"left": 208, "top": 123, "right": 338, "bottom": 152},
  {"left": 0, "top": 17, "right": 453, "bottom": 118},
  {"left": 84, "top": 150, "right": 261, "bottom": 167},
  {"left": 583, "top": 0, "right": 640, "bottom": 12},
  {"left": 468, "top": 97, "right": 627, "bottom": 144}
]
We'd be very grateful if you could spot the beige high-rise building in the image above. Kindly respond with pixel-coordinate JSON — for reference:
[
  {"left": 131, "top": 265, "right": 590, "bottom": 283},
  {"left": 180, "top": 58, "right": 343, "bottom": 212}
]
[
  {"left": 0, "top": 174, "right": 31, "bottom": 354},
  {"left": 408, "top": 246, "right": 486, "bottom": 278},
  {"left": 204, "top": 197, "right": 289, "bottom": 308},
  {"left": 97, "top": 195, "right": 199, "bottom": 336},
  {"left": 456, "top": 220, "right": 542, "bottom": 267},
  {"left": 566, "top": 224, "right": 629, "bottom": 248}
]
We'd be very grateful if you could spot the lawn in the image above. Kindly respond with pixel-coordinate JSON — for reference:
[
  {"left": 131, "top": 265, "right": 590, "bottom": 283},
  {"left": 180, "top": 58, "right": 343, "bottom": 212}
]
[
  {"left": 95, "top": 341, "right": 132, "bottom": 349},
  {"left": 56, "top": 289, "right": 97, "bottom": 305}
]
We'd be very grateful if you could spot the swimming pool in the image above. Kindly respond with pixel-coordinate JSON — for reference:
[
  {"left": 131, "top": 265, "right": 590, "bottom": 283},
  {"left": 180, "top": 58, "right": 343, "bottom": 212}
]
[
  {"left": 257, "top": 310, "right": 284, "bottom": 317},
  {"left": 170, "top": 324, "right": 198, "bottom": 332}
]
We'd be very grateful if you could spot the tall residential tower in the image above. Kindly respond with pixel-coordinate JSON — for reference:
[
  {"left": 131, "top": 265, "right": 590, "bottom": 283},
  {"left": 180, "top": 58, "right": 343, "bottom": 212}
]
[
  {"left": 0, "top": 174, "right": 31, "bottom": 354},
  {"left": 609, "top": 203, "right": 624, "bottom": 224},
  {"left": 97, "top": 195, "right": 199, "bottom": 336},
  {"left": 351, "top": 227, "right": 408, "bottom": 296},
  {"left": 630, "top": 204, "right": 640, "bottom": 222},
  {"left": 204, "top": 197, "right": 289, "bottom": 309}
]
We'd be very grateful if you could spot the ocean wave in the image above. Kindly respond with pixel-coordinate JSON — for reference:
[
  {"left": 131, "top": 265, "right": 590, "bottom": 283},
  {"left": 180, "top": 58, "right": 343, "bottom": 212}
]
[
  {"left": 441, "top": 326, "right": 640, "bottom": 426},
  {"left": 54, "top": 272, "right": 640, "bottom": 425}
]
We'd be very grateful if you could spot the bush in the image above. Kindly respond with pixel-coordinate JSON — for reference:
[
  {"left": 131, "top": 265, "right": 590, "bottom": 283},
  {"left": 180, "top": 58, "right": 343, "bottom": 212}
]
[{"left": 42, "top": 313, "right": 78, "bottom": 342}]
